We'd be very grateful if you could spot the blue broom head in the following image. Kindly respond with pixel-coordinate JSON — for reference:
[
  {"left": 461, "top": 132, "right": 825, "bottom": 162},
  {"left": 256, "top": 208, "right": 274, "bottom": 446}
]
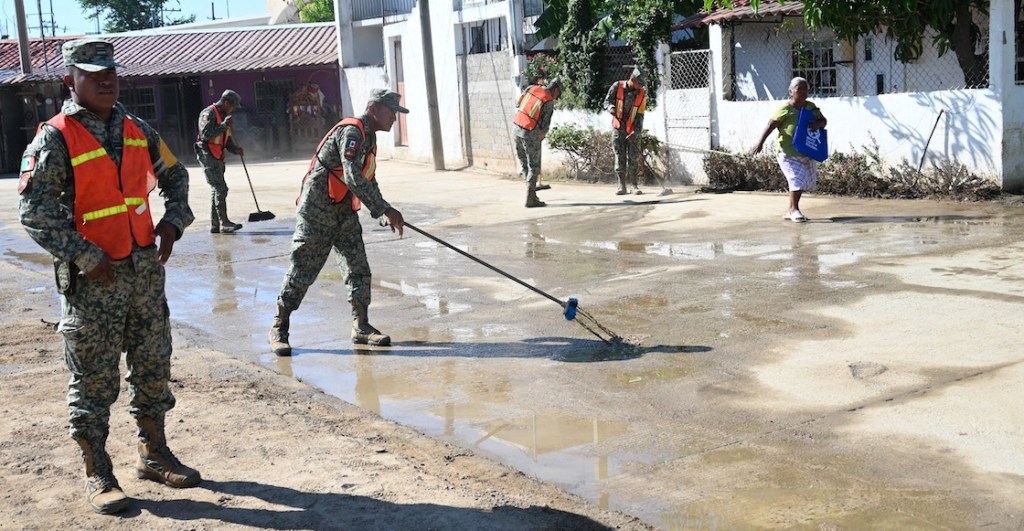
[{"left": 563, "top": 297, "right": 578, "bottom": 321}]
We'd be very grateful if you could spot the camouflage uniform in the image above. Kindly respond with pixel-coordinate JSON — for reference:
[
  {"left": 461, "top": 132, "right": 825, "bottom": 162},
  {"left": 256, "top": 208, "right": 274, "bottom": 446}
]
[
  {"left": 276, "top": 113, "right": 392, "bottom": 319},
  {"left": 513, "top": 87, "right": 556, "bottom": 187},
  {"left": 18, "top": 99, "right": 194, "bottom": 442},
  {"left": 196, "top": 103, "right": 240, "bottom": 230},
  {"left": 604, "top": 78, "right": 646, "bottom": 194}
]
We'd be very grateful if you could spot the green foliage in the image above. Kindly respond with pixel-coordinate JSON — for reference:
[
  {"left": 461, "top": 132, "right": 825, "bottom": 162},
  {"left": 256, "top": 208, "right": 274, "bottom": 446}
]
[
  {"left": 547, "top": 123, "right": 669, "bottom": 185},
  {"left": 558, "top": 0, "right": 609, "bottom": 111},
  {"left": 77, "top": 0, "right": 194, "bottom": 32},
  {"left": 538, "top": 0, "right": 707, "bottom": 111},
  {"left": 524, "top": 53, "right": 561, "bottom": 86},
  {"left": 297, "top": 0, "right": 335, "bottom": 22},
  {"left": 607, "top": 0, "right": 674, "bottom": 98},
  {"left": 704, "top": 0, "right": 988, "bottom": 86}
]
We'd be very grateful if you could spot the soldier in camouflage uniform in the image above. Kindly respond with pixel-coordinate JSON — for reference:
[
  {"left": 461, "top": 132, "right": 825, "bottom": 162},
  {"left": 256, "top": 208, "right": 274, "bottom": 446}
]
[
  {"left": 268, "top": 88, "right": 408, "bottom": 356},
  {"left": 18, "top": 39, "right": 200, "bottom": 515},
  {"left": 513, "top": 78, "right": 562, "bottom": 208},
  {"left": 196, "top": 89, "right": 245, "bottom": 233},
  {"left": 604, "top": 67, "right": 648, "bottom": 195}
]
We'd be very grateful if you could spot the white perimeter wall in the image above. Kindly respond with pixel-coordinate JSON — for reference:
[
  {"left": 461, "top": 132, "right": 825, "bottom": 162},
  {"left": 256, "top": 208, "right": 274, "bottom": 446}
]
[{"left": 710, "top": 24, "right": 1004, "bottom": 180}]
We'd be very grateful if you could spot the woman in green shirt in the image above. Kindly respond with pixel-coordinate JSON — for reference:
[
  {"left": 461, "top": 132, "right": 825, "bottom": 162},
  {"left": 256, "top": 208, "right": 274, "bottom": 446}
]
[{"left": 752, "top": 77, "right": 828, "bottom": 222}]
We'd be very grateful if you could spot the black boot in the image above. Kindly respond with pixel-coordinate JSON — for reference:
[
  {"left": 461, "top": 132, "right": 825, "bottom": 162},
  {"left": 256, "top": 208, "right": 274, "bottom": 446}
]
[
  {"left": 525, "top": 184, "right": 546, "bottom": 208},
  {"left": 217, "top": 204, "right": 242, "bottom": 234},
  {"left": 210, "top": 204, "right": 220, "bottom": 233}
]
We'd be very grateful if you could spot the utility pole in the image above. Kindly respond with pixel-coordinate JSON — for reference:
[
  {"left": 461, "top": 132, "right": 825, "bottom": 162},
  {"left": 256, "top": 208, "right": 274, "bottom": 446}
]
[
  {"left": 14, "top": 0, "right": 31, "bottom": 74},
  {"left": 418, "top": 0, "right": 445, "bottom": 170}
]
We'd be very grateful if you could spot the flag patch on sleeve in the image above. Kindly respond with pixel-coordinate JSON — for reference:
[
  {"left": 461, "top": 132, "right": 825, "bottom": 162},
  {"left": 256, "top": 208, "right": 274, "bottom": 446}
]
[
  {"left": 343, "top": 138, "right": 359, "bottom": 160},
  {"left": 17, "top": 156, "right": 35, "bottom": 193}
]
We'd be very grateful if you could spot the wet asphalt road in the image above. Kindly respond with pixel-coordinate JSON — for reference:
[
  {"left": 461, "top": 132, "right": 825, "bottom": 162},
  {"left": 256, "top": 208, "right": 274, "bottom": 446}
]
[{"left": 4, "top": 158, "right": 1023, "bottom": 529}]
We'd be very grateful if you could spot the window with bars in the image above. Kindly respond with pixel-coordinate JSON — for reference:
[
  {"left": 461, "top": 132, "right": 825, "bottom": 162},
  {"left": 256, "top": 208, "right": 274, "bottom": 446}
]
[
  {"left": 254, "top": 79, "right": 295, "bottom": 114},
  {"left": 791, "top": 40, "right": 836, "bottom": 96},
  {"left": 121, "top": 87, "right": 156, "bottom": 121}
]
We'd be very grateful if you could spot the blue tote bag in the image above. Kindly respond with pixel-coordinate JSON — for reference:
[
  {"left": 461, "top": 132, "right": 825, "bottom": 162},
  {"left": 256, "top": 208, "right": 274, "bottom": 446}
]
[{"left": 792, "top": 107, "right": 828, "bottom": 162}]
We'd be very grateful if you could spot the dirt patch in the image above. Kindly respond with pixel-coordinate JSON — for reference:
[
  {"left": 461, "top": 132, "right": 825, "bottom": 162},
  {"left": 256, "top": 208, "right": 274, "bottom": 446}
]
[{"left": 0, "top": 278, "right": 649, "bottom": 530}]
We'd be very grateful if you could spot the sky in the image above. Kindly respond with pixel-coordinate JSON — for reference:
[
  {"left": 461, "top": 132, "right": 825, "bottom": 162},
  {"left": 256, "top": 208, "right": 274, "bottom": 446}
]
[{"left": 0, "top": 0, "right": 270, "bottom": 38}]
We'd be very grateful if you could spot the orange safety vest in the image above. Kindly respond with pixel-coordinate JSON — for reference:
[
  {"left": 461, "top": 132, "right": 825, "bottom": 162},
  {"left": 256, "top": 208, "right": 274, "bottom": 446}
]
[
  {"left": 48, "top": 113, "right": 156, "bottom": 261},
  {"left": 612, "top": 81, "right": 647, "bottom": 135},
  {"left": 513, "top": 85, "right": 553, "bottom": 131},
  {"left": 301, "top": 117, "right": 376, "bottom": 211},
  {"left": 200, "top": 104, "right": 229, "bottom": 160}
]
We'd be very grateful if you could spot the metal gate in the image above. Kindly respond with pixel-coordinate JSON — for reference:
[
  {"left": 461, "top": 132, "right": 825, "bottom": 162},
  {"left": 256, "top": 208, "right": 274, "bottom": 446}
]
[{"left": 664, "top": 50, "right": 712, "bottom": 185}]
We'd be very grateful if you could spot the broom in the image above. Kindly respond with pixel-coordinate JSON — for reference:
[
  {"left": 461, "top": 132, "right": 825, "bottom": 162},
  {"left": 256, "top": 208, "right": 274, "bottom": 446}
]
[{"left": 240, "top": 155, "right": 275, "bottom": 222}]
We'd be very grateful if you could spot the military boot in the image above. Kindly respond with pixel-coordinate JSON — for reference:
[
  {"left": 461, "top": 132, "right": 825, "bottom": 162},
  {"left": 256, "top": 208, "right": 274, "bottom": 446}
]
[
  {"left": 615, "top": 175, "right": 628, "bottom": 195},
  {"left": 269, "top": 305, "right": 292, "bottom": 356},
  {"left": 75, "top": 434, "right": 130, "bottom": 514},
  {"left": 217, "top": 204, "right": 242, "bottom": 234},
  {"left": 210, "top": 204, "right": 220, "bottom": 233},
  {"left": 525, "top": 185, "right": 546, "bottom": 208},
  {"left": 351, "top": 304, "right": 391, "bottom": 346},
  {"left": 136, "top": 416, "right": 201, "bottom": 488}
]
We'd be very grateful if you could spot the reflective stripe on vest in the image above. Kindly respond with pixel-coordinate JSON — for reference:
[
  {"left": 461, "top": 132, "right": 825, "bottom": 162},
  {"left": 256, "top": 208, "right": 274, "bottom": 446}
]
[
  {"left": 299, "top": 117, "right": 376, "bottom": 211},
  {"left": 612, "top": 81, "right": 647, "bottom": 135},
  {"left": 513, "top": 86, "right": 553, "bottom": 131},
  {"left": 48, "top": 113, "right": 156, "bottom": 260}
]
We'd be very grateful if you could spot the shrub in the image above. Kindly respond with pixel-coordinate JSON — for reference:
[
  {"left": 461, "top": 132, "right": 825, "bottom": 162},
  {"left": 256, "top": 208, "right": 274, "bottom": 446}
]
[
  {"left": 548, "top": 123, "right": 670, "bottom": 185},
  {"left": 705, "top": 139, "right": 1003, "bottom": 201}
]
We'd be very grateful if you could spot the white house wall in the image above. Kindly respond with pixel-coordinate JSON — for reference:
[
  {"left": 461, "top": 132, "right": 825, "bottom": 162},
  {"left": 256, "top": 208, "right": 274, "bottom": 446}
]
[
  {"left": 715, "top": 90, "right": 1002, "bottom": 177},
  {"left": 710, "top": 20, "right": 1008, "bottom": 185},
  {"left": 379, "top": 1, "right": 466, "bottom": 165}
]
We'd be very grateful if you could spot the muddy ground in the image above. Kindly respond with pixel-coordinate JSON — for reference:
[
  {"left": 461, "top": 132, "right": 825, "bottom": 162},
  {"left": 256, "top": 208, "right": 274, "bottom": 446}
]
[{"left": 3, "top": 158, "right": 1024, "bottom": 530}]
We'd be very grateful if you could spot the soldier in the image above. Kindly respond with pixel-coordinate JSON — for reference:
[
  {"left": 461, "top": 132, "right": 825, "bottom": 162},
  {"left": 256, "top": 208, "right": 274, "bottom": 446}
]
[
  {"left": 18, "top": 39, "right": 200, "bottom": 515},
  {"left": 513, "top": 78, "right": 563, "bottom": 208},
  {"left": 604, "top": 67, "right": 648, "bottom": 195},
  {"left": 196, "top": 89, "right": 245, "bottom": 233},
  {"left": 268, "top": 88, "right": 407, "bottom": 356}
]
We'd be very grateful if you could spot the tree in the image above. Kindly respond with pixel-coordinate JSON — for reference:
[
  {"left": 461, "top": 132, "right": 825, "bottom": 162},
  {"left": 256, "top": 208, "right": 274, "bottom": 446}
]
[
  {"left": 705, "top": 0, "right": 989, "bottom": 87},
  {"left": 535, "top": 0, "right": 705, "bottom": 110},
  {"left": 78, "top": 0, "right": 195, "bottom": 33},
  {"left": 297, "top": 0, "right": 335, "bottom": 23},
  {"left": 557, "top": 0, "right": 608, "bottom": 110}
]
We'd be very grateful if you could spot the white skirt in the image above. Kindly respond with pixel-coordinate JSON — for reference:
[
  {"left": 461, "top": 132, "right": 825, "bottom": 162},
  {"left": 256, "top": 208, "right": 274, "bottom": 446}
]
[{"left": 777, "top": 152, "right": 818, "bottom": 192}]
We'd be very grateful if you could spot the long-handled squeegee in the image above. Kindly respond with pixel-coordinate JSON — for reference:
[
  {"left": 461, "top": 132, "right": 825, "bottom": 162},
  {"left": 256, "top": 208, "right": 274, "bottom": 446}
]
[{"left": 403, "top": 221, "right": 620, "bottom": 343}]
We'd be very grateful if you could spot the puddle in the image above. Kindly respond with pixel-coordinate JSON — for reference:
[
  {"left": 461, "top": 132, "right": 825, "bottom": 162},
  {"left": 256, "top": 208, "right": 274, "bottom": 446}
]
[{"left": 158, "top": 205, "right": 1023, "bottom": 528}]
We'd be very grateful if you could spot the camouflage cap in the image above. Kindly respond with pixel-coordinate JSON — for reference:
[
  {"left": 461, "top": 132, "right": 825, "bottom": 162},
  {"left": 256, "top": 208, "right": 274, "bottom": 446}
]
[
  {"left": 630, "top": 67, "right": 647, "bottom": 85},
  {"left": 62, "top": 39, "right": 122, "bottom": 72},
  {"left": 368, "top": 88, "right": 409, "bottom": 113},
  {"left": 220, "top": 89, "right": 241, "bottom": 105}
]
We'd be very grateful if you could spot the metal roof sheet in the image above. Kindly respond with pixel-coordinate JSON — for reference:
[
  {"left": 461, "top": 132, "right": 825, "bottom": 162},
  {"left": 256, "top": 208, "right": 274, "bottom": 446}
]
[
  {"left": 0, "top": 23, "right": 338, "bottom": 85},
  {"left": 675, "top": 0, "right": 804, "bottom": 30}
]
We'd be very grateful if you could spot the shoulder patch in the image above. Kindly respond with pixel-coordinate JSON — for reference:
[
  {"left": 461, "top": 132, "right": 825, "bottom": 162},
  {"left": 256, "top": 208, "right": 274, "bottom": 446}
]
[
  {"left": 18, "top": 171, "right": 32, "bottom": 193},
  {"left": 343, "top": 137, "right": 360, "bottom": 160},
  {"left": 17, "top": 155, "right": 35, "bottom": 193},
  {"left": 20, "top": 155, "right": 35, "bottom": 173}
]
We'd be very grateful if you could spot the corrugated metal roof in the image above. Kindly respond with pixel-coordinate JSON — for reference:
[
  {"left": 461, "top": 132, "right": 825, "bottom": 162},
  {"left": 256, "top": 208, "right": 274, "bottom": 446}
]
[
  {"left": 0, "top": 23, "right": 338, "bottom": 85},
  {"left": 675, "top": 0, "right": 804, "bottom": 30}
]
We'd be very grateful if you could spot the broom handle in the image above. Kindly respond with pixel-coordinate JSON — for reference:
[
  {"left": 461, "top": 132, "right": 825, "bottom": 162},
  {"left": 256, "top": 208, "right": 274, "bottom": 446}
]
[
  {"left": 240, "top": 156, "right": 262, "bottom": 211},
  {"left": 404, "top": 222, "right": 565, "bottom": 307}
]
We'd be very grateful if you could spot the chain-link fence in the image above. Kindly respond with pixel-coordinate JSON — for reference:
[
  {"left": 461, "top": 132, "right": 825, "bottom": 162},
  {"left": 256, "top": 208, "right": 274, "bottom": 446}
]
[
  {"left": 723, "top": 15, "right": 989, "bottom": 102},
  {"left": 663, "top": 50, "right": 713, "bottom": 184}
]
